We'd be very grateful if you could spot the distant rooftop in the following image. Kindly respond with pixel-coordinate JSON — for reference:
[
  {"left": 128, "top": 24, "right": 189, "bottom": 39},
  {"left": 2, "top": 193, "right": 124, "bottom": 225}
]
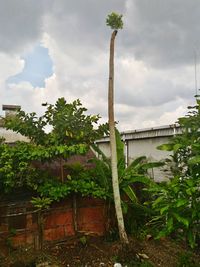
[
  {"left": 96, "top": 124, "right": 182, "bottom": 143},
  {"left": 2, "top": 105, "right": 21, "bottom": 111}
]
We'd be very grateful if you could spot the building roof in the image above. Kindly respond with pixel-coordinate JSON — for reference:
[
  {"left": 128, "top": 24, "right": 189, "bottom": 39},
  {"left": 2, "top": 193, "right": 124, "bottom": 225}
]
[
  {"left": 2, "top": 105, "right": 21, "bottom": 111},
  {"left": 96, "top": 124, "right": 182, "bottom": 143}
]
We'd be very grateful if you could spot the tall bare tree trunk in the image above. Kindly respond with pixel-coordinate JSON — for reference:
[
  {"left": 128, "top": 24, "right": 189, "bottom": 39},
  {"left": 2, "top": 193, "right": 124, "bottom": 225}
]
[{"left": 108, "top": 30, "right": 129, "bottom": 244}]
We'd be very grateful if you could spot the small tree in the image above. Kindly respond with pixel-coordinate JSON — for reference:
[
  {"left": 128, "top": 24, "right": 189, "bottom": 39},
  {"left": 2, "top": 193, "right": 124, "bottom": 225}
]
[
  {"left": 4, "top": 98, "right": 107, "bottom": 182},
  {"left": 151, "top": 98, "right": 200, "bottom": 248},
  {"left": 106, "top": 12, "right": 128, "bottom": 244}
]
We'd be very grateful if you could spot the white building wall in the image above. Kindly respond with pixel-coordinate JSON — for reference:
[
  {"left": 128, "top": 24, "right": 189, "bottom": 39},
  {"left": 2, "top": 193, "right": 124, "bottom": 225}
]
[
  {"left": 96, "top": 125, "right": 180, "bottom": 182},
  {"left": 0, "top": 128, "right": 28, "bottom": 143}
]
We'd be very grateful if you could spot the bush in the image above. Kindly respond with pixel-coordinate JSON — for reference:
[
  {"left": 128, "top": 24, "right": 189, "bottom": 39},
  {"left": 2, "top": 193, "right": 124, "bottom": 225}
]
[{"left": 149, "top": 98, "right": 200, "bottom": 248}]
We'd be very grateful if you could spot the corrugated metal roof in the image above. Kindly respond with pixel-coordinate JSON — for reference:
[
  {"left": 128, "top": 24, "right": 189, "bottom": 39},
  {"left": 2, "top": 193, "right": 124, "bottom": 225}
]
[{"left": 96, "top": 124, "right": 182, "bottom": 143}]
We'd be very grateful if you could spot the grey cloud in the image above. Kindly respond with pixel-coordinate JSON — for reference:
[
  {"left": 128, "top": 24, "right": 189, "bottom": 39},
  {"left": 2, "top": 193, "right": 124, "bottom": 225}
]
[
  {"left": 44, "top": 0, "right": 126, "bottom": 51},
  {"left": 115, "top": 78, "right": 194, "bottom": 108},
  {"left": 122, "top": 0, "right": 200, "bottom": 68},
  {"left": 0, "top": 0, "right": 49, "bottom": 53},
  {"left": 1, "top": 0, "right": 199, "bottom": 131}
]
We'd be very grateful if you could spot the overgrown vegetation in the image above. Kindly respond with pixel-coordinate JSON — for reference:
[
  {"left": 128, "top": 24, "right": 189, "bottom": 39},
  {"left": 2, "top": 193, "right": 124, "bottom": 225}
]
[
  {"left": 1, "top": 96, "right": 200, "bottom": 254},
  {"left": 92, "top": 129, "right": 163, "bottom": 235},
  {"left": 0, "top": 97, "right": 108, "bottom": 200},
  {"left": 149, "top": 98, "right": 200, "bottom": 248}
]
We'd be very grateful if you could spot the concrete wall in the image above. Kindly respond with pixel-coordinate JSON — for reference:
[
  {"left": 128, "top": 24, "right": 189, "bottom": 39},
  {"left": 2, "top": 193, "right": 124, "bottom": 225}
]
[
  {"left": 0, "top": 127, "right": 28, "bottom": 143},
  {"left": 0, "top": 105, "right": 29, "bottom": 143},
  {"left": 96, "top": 125, "right": 181, "bottom": 182}
]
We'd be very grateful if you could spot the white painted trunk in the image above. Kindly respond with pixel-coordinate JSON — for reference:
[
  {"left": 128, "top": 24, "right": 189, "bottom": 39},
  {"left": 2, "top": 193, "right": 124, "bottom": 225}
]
[{"left": 108, "top": 30, "right": 128, "bottom": 244}]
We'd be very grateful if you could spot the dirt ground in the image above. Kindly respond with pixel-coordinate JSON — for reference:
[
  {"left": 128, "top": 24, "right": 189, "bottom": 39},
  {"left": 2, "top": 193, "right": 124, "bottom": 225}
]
[{"left": 1, "top": 236, "right": 200, "bottom": 267}]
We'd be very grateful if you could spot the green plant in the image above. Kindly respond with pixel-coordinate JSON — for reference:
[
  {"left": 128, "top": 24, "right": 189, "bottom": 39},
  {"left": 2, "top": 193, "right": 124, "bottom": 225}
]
[
  {"left": 0, "top": 98, "right": 108, "bottom": 198},
  {"left": 150, "top": 98, "right": 200, "bottom": 248},
  {"left": 92, "top": 129, "right": 163, "bottom": 234},
  {"left": 93, "top": 130, "right": 162, "bottom": 202},
  {"left": 106, "top": 12, "right": 123, "bottom": 30},
  {"left": 31, "top": 197, "right": 52, "bottom": 209},
  {"left": 79, "top": 236, "right": 87, "bottom": 246},
  {"left": 3, "top": 97, "right": 107, "bottom": 182},
  {"left": 177, "top": 251, "right": 200, "bottom": 267},
  {"left": 0, "top": 142, "right": 41, "bottom": 193},
  {"left": 31, "top": 197, "right": 52, "bottom": 251}
]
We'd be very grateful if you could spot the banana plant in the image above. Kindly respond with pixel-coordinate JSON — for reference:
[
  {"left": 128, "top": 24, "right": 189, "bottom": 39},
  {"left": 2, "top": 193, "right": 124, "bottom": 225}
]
[{"left": 91, "top": 129, "right": 164, "bottom": 204}]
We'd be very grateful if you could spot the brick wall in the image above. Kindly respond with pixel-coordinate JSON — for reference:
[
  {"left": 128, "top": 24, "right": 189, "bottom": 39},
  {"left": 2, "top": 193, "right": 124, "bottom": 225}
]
[{"left": 0, "top": 195, "right": 110, "bottom": 248}]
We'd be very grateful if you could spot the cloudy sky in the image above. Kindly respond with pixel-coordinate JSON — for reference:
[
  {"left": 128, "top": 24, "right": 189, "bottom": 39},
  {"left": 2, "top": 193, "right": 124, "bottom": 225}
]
[{"left": 0, "top": 0, "right": 200, "bottom": 131}]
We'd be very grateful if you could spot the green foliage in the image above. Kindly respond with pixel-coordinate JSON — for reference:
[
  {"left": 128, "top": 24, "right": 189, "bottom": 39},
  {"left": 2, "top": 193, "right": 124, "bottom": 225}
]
[
  {"left": 4, "top": 98, "right": 107, "bottom": 146},
  {"left": 177, "top": 251, "right": 200, "bottom": 267},
  {"left": 0, "top": 141, "right": 87, "bottom": 194},
  {"left": 79, "top": 236, "right": 87, "bottom": 246},
  {"left": 40, "top": 178, "right": 107, "bottom": 200},
  {"left": 150, "top": 99, "right": 200, "bottom": 248},
  {"left": 92, "top": 129, "right": 163, "bottom": 233},
  {"left": 0, "top": 98, "right": 108, "bottom": 200},
  {"left": 92, "top": 130, "right": 163, "bottom": 202},
  {"left": 106, "top": 12, "right": 123, "bottom": 30},
  {"left": 31, "top": 197, "right": 52, "bottom": 210},
  {"left": 0, "top": 142, "right": 41, "bottom": 193}
]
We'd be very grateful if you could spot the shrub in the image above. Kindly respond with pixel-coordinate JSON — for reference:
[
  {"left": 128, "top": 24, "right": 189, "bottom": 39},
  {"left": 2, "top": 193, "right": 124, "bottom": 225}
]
[{"left": 150, "top": 98, "right": 200, "bottom": 248}]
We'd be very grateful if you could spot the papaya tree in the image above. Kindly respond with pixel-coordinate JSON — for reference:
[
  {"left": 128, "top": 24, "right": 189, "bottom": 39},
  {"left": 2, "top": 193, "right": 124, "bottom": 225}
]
[{"left": 106, "top": 12, "right": 128, "bottom": 244}]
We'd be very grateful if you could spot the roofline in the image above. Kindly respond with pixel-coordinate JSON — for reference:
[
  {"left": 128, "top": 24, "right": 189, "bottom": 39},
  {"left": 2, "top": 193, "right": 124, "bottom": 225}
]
[
  {"left": 96, "top": 124, "right": 181, "bottom": 143},
  {"left": 120, "top": 124, "right": 180, "bottom": 135},
  {"left": 2, "top": 105, "right": 21, "bottom": 111}
]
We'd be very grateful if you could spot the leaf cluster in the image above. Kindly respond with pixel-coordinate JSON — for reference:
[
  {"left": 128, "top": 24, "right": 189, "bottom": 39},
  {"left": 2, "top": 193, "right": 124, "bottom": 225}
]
[
  {"left": 35, "top": 164, "right": 108, "bottom": 201},
  {"left": 0, "top": 98, "right": 108, "bottom": 199},
  {"left": 91, "top": 129, "right": 163, "bottom": 234},
  {"left": 106, "top": 12, "right": 123, "bottom": 30},
  {"left": 4, "top": 97, "right": 108, "bottom": 146},
  {"left": 150, "top": 99, "right": 200, "bottom": 248}
]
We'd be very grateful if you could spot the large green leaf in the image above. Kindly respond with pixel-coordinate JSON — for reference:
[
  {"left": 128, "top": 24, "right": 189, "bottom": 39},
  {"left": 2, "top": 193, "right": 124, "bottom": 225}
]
[
  {"left": 126, "top": 156, "right": 146, "bottom": 172},
  {"left": 173, "top": 213, "right": 189, "bottom": 228},
  {"left": 157, "top": 143, "right": 174, "bottom": 151},
  {"left": 122, "top": 175, "right": 151, "bottom": 187},
  {"left": 122, "top": 185, "right": 137, "bottom": 203},
  {"left": 115, "top": 129, "right": 126, "bottom": 176},
  {"left": 141, "top": 161, "right": 165, "bottom": 170},
  {"left": 89, "top": 157, "right": 111, "bottom": 191},
  {"left": 188, "top": 155, "right": 200, "bottom": 165},
  {"left": 91, "top": 143, "right": 110, "bottom": 168}
]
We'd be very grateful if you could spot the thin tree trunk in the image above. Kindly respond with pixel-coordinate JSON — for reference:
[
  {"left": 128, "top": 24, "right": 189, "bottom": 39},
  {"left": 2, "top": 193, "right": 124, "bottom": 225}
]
[
  {"left": 108, "top": 30, "right": 129, "bottom": 244},
  {"left": 72, "top": 194, "right": 78, "bottom": 233},
  {"left": 37, "top": 210, "right": 44, "bottom": 251},
  {"left": 60, "top": 158, "right": 64, "bottom": 182}
]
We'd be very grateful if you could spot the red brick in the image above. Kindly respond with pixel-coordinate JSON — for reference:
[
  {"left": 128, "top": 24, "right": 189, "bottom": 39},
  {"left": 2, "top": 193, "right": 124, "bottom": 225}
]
[
  {"left": 45, "top": 210, "right": 73, "bottom": 228},
  {"left": 25, "top": 232, "right": 34, "bottom": 244},
  {"left": 77, "top": 207, "right": 106, "bottom": 235},
  {"left": 78, "top": 207, "right": 105, "bottom": 223},
  {"left": 26, "top": 214, "right": 32, "bottom": 228},
  {"left": 64, "top": 223, "right": 75, "bottom": 236},
  {"left": 12, "top": 233, "right": 26, "bottom": 246},
  {"left": 44, "top": 226, "right": 66, "bottom": 241}
]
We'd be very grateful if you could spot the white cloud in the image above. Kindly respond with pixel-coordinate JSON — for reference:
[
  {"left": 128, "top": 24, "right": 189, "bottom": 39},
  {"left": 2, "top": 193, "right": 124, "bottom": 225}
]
[{"left": 0, "top": 0, "right": 199, "bottom": 132}]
